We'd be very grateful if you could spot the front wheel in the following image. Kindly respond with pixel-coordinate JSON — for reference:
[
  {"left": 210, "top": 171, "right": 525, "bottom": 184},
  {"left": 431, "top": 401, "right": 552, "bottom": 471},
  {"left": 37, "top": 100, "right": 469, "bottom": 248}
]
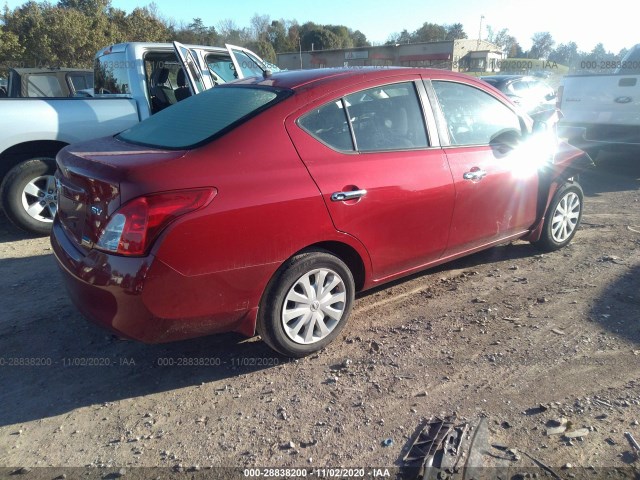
[
  {"left": 1, "top": 158, "right": 57, "bottom": 235},
  {"left": 532, "top": 183, "right": 583, "bottom": 252},
  {"left": 257, "top": 250, "right": 355, "bottom": 357}
]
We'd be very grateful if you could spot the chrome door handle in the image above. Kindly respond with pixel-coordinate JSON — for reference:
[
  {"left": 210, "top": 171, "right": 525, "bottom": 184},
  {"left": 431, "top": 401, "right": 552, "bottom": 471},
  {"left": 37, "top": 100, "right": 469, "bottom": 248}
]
[
  {"left": 463, "top": 169, "right": 487, "bottom": 181},
  {"left": 331, "top": 189, "right": 367, "bottom": 202}
]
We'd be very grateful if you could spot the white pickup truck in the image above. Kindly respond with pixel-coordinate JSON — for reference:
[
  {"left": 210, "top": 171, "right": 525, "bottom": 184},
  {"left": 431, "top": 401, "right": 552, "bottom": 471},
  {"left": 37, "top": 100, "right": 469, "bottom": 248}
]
[
  {"left": 0, "top": 41, "right": 272, "bottom": 234},
  {"left": 557, "top": 44, "right": 640, "bottom": 158}
]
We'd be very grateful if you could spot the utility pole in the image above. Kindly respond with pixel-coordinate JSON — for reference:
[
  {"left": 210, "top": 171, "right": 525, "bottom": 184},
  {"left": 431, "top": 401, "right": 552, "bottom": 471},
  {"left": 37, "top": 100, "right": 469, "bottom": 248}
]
[
  {"left": 298, "top": 35, "right": 303, "bottom": 69},
  {"left": 477, "top": 15, "right": 484, "bottom": 50}
]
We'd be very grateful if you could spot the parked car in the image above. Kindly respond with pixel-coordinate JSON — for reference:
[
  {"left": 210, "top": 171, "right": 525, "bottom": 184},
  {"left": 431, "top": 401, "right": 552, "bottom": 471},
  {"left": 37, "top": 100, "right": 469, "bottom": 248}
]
[
  {"left": 557, "top": 44, "right": 640, "bottom": 159},
  {"left": 0, "top": 41, "right": 274, "bottom": 234},
  {"left": 2, "top": 68, "right": 93, "bottom": 98},
  {"left": 51, "top": 67, "right": 592, "bottom": 357},
  {"left": 481, "top": 75, "right": 556, "bottom": 115}
]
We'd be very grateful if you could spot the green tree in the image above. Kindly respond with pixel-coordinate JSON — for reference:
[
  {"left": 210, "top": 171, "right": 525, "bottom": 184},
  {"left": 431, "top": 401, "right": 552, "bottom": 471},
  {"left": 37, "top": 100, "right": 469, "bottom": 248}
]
[
  {"left": 0, "top": 27, "right": 25, "bottom": 72},
  {"left": 173, "top": 18, "right": 218, "bottom": 45},
  {"left": 218, "top": 18, "right": 250, "bottom": 45},
  {"left": 325, "top": 25, "right": 353, "bottom": 49},
  {"left": 123, "top": 6, "right": 170, "bottom": 42},
  {"left": 549, "top": 41, "right": 579, "bottom": 65},
  {"left": 57, "top": 0, "right": 110, "bottom": 15},
  {"left": 529, "top": 31, "right": 555, "bottom": 59},
  {"left": 445, "top": 23, "right": 466, "bottom": 40},
  {"left": 245, "top": 40, "right": 276, "bottom": 63},
  {"left": 303, "top": 28, "right": 340, "bottom": 51},
  {"left": 414, "top": 22, "right": 447, "bottom": 42},
  {"left": 351, "top": 30, "right": 369, "bottom": 47},
  {"left": 249, "top": 13, "right": 270, "bottom": 42},
  {"left": 386, "top": 29, "right": 412, "bottom": 45}
]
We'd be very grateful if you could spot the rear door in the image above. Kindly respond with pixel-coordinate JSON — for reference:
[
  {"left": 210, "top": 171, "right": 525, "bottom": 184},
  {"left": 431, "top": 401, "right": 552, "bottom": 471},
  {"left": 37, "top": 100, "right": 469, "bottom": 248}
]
[
  {"left": 426, "top": 79, "right": 539, "bottom": 257},
  {"left": 173, "top": 41, "right": 206, "bottom": 94},
  {"left": 287, "top": 78, "right": 456, "bottom": 281}
]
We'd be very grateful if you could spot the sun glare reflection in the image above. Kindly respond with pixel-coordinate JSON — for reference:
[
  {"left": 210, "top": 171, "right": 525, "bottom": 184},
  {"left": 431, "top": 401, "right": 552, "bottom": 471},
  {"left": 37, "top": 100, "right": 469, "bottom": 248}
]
[{"left": 509, "top": 128, "right": 558, "bottom": 179}]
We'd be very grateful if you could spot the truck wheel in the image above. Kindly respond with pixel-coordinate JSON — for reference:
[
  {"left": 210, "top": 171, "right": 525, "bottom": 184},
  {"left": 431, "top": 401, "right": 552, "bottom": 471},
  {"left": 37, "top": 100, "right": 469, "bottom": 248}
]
[
  {"left": 257, "top": 250, "right": 355, "bottom": 358},
  {"left": 532, "top": 183, "right": 583, "bottom": 252},
  {"left": 1, "top": 158, "right": 57, "bottom": 235}
]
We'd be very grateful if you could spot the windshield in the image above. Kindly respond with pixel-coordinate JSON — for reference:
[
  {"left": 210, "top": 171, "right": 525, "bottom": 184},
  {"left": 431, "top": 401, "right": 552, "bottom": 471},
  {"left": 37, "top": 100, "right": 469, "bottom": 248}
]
[{"left": 117, "top": 86, "right": 290, "bottom": 149}]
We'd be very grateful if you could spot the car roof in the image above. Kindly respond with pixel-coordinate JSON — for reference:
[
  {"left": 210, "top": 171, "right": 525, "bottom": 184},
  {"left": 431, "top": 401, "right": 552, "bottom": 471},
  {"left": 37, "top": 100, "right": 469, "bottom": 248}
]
[{"left": 230, "top": 67, "right": 484, "bottom": 91}]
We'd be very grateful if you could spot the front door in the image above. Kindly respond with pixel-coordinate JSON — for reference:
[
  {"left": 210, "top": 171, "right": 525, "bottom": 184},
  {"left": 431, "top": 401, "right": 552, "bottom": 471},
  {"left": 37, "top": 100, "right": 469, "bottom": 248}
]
[{"left": 428, "top": 80, "right": 539, "bottom": 256}]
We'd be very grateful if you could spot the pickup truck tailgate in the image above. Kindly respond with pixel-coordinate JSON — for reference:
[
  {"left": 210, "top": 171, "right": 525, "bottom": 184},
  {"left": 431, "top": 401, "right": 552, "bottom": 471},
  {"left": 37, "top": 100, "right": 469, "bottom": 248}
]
[{"left": 561, "top": 74, "right": 640, "bottom": 127}]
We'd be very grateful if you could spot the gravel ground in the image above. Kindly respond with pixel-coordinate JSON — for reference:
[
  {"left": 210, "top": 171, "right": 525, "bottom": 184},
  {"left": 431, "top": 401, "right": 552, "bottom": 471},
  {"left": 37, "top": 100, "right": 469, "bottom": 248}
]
[{"left": 0, "top": 150, "right": 639, "bottom": 479}]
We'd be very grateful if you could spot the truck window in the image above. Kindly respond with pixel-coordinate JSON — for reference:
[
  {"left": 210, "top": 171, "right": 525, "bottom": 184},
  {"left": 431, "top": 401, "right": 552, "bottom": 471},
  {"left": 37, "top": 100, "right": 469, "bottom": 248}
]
[
  {"left": 68, "top": 73, "right": 93, "bottom": 92},
  {"left": 94, "top": 52, "right": 131, "bottom": 94},
  {"left": 206, "top": 53, "right": 237, "bottom": 83},
  {"left": 144, "top": 51, "right": 185, "bottom": 113},
  {"left": 618, "top": 46, "right": 640, "bottom": 74},
  {"left": 27, "top": 75, "right": 65, "bottom": 97}
]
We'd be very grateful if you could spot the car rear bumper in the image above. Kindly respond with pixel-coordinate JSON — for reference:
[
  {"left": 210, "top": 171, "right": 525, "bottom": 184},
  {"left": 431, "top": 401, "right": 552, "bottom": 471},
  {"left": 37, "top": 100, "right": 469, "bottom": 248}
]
[{"left": 50, "top": 218, "right": 261, "bottom": 343}]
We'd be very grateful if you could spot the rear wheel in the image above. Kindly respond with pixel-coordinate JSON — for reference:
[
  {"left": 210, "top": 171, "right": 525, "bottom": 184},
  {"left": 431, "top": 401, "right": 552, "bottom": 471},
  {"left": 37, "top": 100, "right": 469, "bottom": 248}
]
[
  {"left": 0, "top": 158, "right": 57, "bottom": 235},
  {"left": 532, "top": 183, "right": 583, "bottom": 252},
  {"left": 257, "top": 250, "right": 355, "bottom": 358}
]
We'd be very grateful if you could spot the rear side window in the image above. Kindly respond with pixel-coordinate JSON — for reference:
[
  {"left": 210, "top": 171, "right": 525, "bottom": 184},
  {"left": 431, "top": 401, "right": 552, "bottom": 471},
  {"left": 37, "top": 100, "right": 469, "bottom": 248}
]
[
  {"left": 345, "top": 83, "right": 429, "bottom": 151},
  {"left": 299, "top": 81, "right": 429, "bottom": 152},
  {"left": 298, "top": 100, "right": 354, "bottom": 151},
  {"left": 117, "top": 86, "right": 289, "bottom": 149}
]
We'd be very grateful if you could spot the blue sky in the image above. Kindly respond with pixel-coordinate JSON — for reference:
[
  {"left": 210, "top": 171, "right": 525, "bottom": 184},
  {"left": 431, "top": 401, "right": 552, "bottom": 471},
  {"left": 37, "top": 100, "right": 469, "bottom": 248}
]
[{"left": 2, "top": 0, "right": 632, "bottom": 53}]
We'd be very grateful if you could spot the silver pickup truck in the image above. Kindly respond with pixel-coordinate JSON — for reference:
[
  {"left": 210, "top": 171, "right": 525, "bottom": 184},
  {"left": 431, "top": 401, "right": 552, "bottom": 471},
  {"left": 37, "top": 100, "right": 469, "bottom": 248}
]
[
  {"left": 0, "top": 41, "right": 272, "bottom": 234},
  {"left": 557, "top": 44, "right": 640, "bottom": 159}
]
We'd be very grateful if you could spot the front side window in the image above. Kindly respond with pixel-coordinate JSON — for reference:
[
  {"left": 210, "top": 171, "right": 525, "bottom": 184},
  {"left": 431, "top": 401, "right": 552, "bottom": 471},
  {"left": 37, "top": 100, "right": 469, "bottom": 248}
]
[
  {"left": 432, "top": 81, "right": 521, "bottom": 146},
  {"left": 298, "top": 81, "right": 429, "bottom": 152},
  {"left": 117, "top": 86, "right": 289, "bottom": 149}
]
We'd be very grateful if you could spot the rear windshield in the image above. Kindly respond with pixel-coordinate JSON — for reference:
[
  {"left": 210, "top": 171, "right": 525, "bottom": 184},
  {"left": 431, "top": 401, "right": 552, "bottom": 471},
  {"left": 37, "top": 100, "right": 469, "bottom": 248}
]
[{"left": 117, "top": 86, "right": 290, "bottom": 149}]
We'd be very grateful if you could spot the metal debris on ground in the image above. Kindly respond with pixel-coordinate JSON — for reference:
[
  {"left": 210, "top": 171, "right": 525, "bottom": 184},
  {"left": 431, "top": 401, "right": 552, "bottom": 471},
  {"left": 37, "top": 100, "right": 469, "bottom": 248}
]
[
  {"left": 403, "top": 415, "right": 488, "bottom": 479},
  {"left": 624, "top": 431, "right": 640, "bottom": 458}
]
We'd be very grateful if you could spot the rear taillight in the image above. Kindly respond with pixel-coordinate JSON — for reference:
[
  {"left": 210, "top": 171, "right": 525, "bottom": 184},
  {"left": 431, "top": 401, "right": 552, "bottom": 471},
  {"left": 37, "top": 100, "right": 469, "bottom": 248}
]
[{"left": 96, "top": 188, "right": 216, "bottom": 256}]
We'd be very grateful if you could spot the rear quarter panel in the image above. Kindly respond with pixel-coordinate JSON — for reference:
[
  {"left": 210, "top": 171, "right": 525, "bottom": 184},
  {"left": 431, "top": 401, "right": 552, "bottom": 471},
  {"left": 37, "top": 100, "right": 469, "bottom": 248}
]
[{"left": 148, "top": 100, "right": 370, "bottom": 313}]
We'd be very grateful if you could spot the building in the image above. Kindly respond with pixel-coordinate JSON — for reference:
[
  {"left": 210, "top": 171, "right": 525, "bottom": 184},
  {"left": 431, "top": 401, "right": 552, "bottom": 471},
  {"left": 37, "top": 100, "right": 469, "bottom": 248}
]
[{"left": 277, "top": 39, "right": 503, "bottom": 73}]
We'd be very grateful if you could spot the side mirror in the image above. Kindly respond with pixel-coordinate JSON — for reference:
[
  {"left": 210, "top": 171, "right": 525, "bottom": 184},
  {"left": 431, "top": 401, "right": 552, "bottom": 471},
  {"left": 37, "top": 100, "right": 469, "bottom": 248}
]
[
  {"left": 491, "top": 129, "right": 521, "bottom": 153},
  {"left": 545, "top": 92, "right": 556, "bottom": 101},
  {"left": 533, "top": 120, "right": 548, "bottom": 133}
]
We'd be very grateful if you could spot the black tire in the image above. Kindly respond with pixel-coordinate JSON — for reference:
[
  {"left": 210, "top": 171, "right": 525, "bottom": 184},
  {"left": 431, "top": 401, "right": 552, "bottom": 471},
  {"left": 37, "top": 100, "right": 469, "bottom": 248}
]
[
  {"left": 0, "top": 158, "right": 57, "bottom": 235},
  {"left": 532, "top": 183, "right": 584, "bottom": 252},
  {"left": 257, "top": 250, "right": 355, "bottom": 358}
]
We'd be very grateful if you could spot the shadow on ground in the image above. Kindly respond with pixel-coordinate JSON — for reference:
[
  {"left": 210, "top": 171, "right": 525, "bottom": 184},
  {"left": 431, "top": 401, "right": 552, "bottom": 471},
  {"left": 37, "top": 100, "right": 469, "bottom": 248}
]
[
  {"left": 581, "top": 149, "right": 640, "bottom": 197},
  {"left": 588, "top": 263, "right": 640, "bottom": 345}
]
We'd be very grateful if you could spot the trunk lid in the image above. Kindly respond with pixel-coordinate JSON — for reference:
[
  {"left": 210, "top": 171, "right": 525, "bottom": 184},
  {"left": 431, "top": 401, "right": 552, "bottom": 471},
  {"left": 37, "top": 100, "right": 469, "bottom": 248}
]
[{"left": 55, "top": 136, "right": 187, "bottom": 249}]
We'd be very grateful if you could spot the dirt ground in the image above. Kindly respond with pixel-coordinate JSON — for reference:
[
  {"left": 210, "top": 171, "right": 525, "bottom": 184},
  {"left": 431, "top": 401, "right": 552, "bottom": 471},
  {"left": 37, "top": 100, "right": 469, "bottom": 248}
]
[{"left": 0, "top": 150, "right": 639, "bottom": 479}]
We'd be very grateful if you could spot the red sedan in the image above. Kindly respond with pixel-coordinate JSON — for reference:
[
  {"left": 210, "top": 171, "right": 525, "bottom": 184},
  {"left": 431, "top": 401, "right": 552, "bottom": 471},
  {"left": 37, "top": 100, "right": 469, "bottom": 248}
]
[{"left": 51, "top": 67, "right": 591, "bottom": 357}]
